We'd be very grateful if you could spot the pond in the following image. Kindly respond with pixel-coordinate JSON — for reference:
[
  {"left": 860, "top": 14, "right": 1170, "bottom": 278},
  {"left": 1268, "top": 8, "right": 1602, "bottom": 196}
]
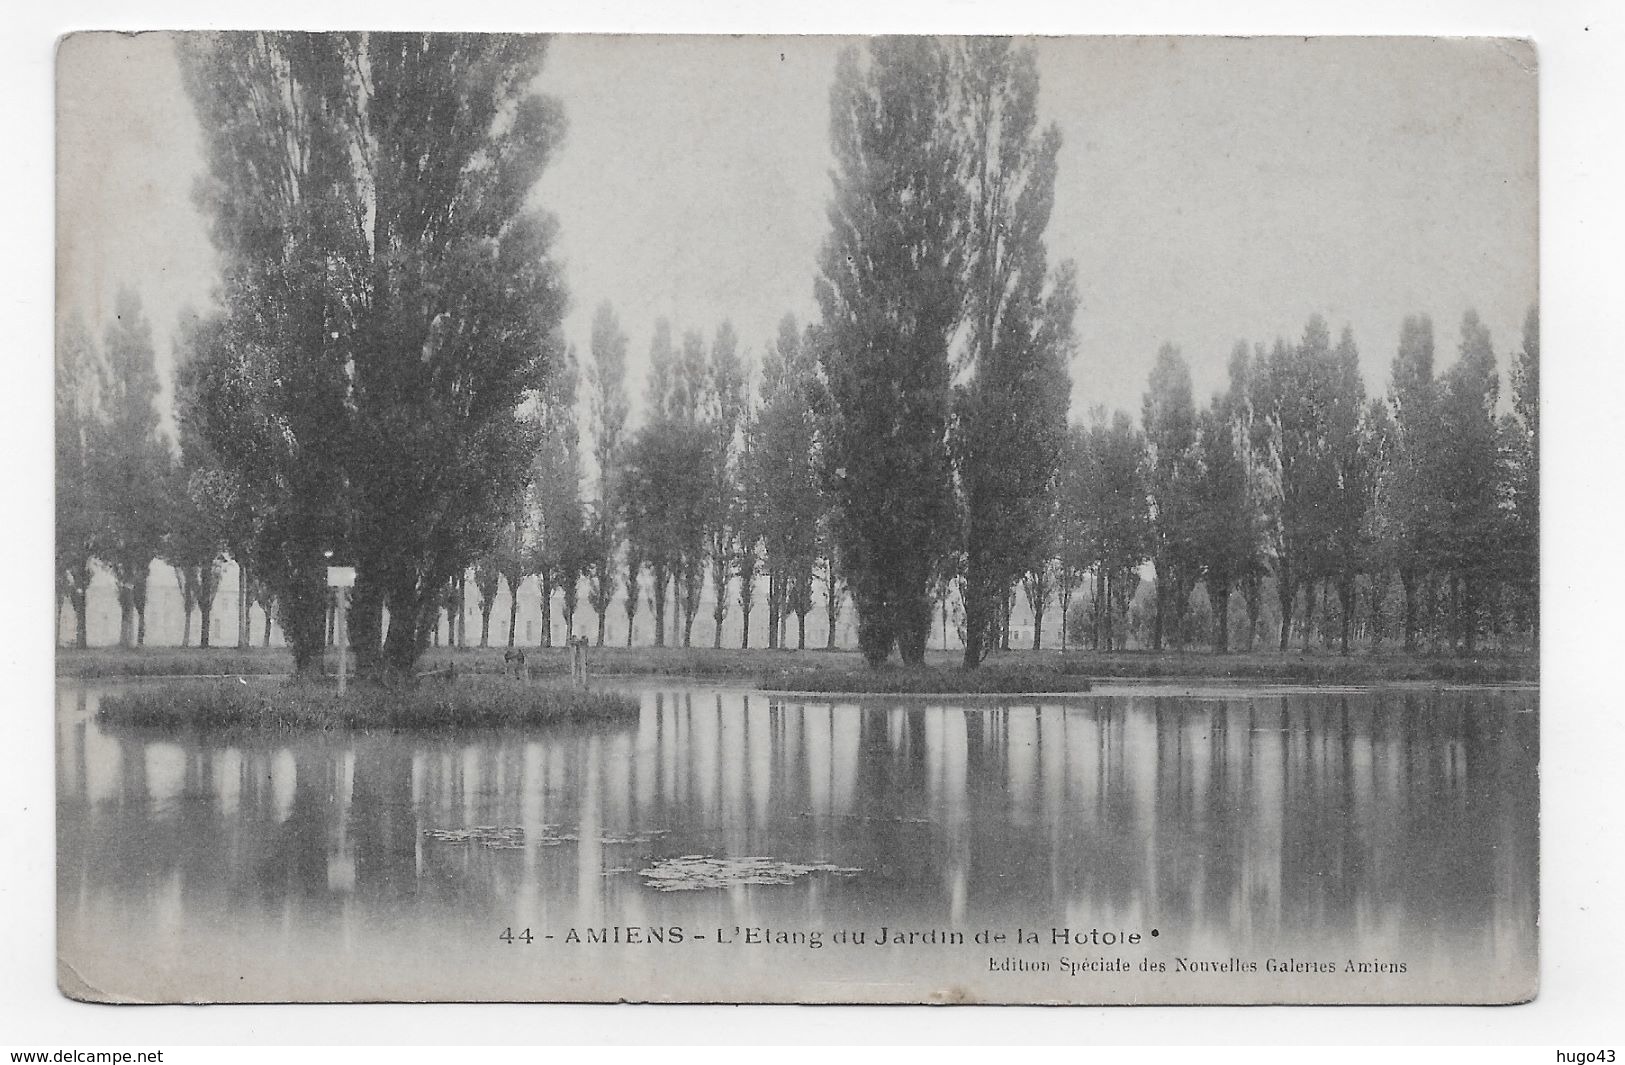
[{"left": 56, "top": 678, "right": 1538, "bottom": 1004}]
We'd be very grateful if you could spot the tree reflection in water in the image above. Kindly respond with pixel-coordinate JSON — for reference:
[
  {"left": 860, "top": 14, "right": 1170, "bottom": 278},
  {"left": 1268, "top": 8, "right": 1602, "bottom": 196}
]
[{"left": 56, "top": 680, "right": 1537, "bottom": 1003}]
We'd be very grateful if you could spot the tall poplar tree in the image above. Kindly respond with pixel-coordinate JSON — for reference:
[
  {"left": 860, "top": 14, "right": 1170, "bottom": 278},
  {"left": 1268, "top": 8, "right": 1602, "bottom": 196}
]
[
  {"left": 1252, "top": 318, "right": 1340, "bottom": 651},
  {"left": 1385, "top": 314, "right": 1441, "bottom": 651},
  {"left": 816, "top": 38, "right": 967, "bottom": 666},
  {"left": 1192, "top": 394, "right": 1255, "bottom": 654},
  {"left": 56, "top": 314, "right": 99, "bottom": 648},
  {"left": 952, "top": 38, "right": 1075, "bottom": 668},
  {"left": 704, "top": 321, "right": 747, "bottom": 648},
  {"left": 532, "top": 344, "right": 586, "bottom": 645},
  {"left": 1510, "top": 305, "right": 1539, "bottom": 644},
  {"left": 585, "top": 302, "right": 630, "bottom": 646},
  {"left": 756, "top": 316, "right": 822, "bottom": 651},
  {"left": 1435, "top": 310, "right": 1506, "bottom": 652},
  {"left": 1143, "top": 343, "right": 1200, "bottom": 650},
  {"left": 89, "top": 289, "right": 171, "bottom": 648},
  {"left": 180, "top": 32, "right": 568, "bottom": 677},
  {"left": 166, "top": 311, "right": 237, "bottom": 650},
  {"left": 1324, "top": 327, "right": 1376, "bottom": 654}
]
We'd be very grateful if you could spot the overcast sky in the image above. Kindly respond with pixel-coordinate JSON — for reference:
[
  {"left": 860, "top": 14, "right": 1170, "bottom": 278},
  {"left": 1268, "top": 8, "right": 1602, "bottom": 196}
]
[{"left": 57, "top": 32, "right": 1537, "bottom": 429}]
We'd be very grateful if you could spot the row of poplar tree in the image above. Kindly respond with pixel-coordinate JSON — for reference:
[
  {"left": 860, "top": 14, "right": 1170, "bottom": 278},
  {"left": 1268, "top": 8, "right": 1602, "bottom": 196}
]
[
  {"left": 1052, "top": 308, "right": 1539, "bottom": 661},
  {"left": 53, "top": 34, "right": 1538, "bottom": 677}
]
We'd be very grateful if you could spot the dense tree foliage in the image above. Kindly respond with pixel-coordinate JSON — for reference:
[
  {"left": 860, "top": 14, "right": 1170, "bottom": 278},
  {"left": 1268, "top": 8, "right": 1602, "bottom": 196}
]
[
  {"left": 751, "top": 316, "right": 823, "bottom": 650},
  {"left": 952, "top": 39, "right": 1076, "bottom": 667},
  {"left": 623, "top": 321, "right": 713, "bottom": 648},
  {"left": 816, "top": 38, "right": 966, "bottom": 666},
  {"left": 531, "top": 345, "right": 588, "bottom": 646},
  {"left": 703, "top": 322, "right": 748, "bottom": 647},
  {"left": 1191, "top": 393, "right": 1255, "bottom": 653},
  {"left": 1059, "top": 408, "right": 1152, "bottom": 651},
  {"left": 585, "top": 302, "right": 631, "bottom": 646},
  {"left": 1143, "top": 343, "right": 1201, "bottom": 651},
  {"left": 179, "top": 32, "right": 567, "bottom": 677},
  {"left": 63, "top": 35, "right": 1537, "bottom": 669},
  {"left": 1510, "top": 307, "right": 1539, "bottom": 643},
  {"left": 55, "top": 314, "right": 99, "bottom": 649},
  {"left": 164, "top": 312, "right": 236, "bottom": 649},
  {"left": 88, "top": 290, "right": 171, "bottom": 648}
]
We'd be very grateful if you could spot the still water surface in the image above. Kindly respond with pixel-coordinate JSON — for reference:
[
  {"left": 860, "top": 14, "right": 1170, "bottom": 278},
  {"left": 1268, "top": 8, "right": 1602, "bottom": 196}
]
[{"left": 57, "top": 679, "right": 1537, "bottom": 1003}]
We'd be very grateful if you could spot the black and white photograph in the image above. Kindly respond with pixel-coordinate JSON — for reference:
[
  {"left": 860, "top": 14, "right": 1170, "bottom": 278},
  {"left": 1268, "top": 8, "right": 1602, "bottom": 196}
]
[{"left": 50, "top": 28, "right": 1547, "bottom": 1010}]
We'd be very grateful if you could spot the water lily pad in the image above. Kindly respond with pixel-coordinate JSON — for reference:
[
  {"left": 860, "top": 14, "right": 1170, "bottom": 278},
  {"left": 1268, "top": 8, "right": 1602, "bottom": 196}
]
[
  {"left": 423, "top": 826, "right": 526, "bottom": 848},
  {"left": 639, "top": 855, "right": 861, "bottom": 892},
  {"left": 423, "top": 825, "right": 667, "bottom": 850}
]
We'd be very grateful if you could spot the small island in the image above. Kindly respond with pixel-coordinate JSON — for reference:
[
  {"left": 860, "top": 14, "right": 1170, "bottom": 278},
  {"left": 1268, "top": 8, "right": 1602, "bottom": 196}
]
[{"left": 94, "top": 674, "right": 638, "bottom": 732}]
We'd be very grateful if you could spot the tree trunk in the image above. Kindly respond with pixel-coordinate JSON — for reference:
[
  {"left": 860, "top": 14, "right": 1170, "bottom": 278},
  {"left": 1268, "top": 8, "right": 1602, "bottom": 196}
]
[
  {"left": 283, "top": 564, "right": 332, "bottom": 677},
  {"left": 237, "top": 563, "right": 251, "bottom": 650},
  {"left": 1151, "top": 561, "right": 1166, "bottom": 651},
  {"left": 1456, "top": 575, "right": 1469, "bottom": 656},
  {"left": 596, "top": 607, "right": 606, "bottom": 648},
  {"left": 766, "top": 573, "right": 779, "bottom": 650},
  {"left": 668, "top": 573, "right": 678, "bottom": 647},
  {"left": 1301, "top": 580, "right": 1315, "bottom": 652},
  {"left": 507, "top": 583, "right": 521, "bottom": 647},
  {"left": 1170, "top": 573, "right": 1190, "bottom": 654},
  {"left": 712, "top": 559, "right": 728, "bottom": 648},
  {"left": 650, "top": 569, "right": 667, "bottom": 648},
  {"left": 198, "top": 596, "right": 213, "bottom": 649},
  {"left": 960, "top": 576, "right": 987, "bottom": 669},
  {"left": 1463, "top": 576, "right": 1478, "bottom": 655},
  {"left": 1241, "top": 573, "right": 1261, "bottom": 653},
  {"left": 378, "top": 581, "right": 432, "bottom": 681},
  {"left": 540, "top": 570, "right": 553, "bottom": 648},
  {"left": 1277, "top": 570, "right": 1295, "bottom": 652},
  {"left": 897, "top": 594, "right": 929, "bottom": 666},
  {"left": 182, "top": 603, "right": 194, "bottom": 648},
  {"left": 1321, "top": 579, "right": 1334, "bottom": 652},
  {"left": 1032, "top": 600, "right": 1044, "bottom": 651},
  {"left": 480, "top": 604, "right": 493, "bottom": 647},
  {"left": 455, "top": 573, "right": 467, "bottom": 649},
  {"left": 826, "top": 582, "right": 840, "bottom": 651},
  {"left": 1400, "top": 568, "right": 1418, "bottom": 653},
  {"left": 1095, "top": 566, "right": 1109, "bottom": 652},
  {"left": 1338, "top": 575, "right": 1356, "bottom": 655},
  {"left": 72, "top": 589, "right": 88, "bottom": 650},
  {"left": 1209, "top": 577, "right": 1230, "bottom": 654},
  {"left": 797, "top": 611, "right": 806, "bottom": 651},
  {"left": 740, "top": 604, "right": 752, "bottom": 649}
]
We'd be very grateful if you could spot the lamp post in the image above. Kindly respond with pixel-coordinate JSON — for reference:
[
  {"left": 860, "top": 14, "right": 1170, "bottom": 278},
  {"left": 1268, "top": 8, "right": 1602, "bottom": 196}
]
[{"left": 325, "top": 552, "right": 356, "bottom": 696}]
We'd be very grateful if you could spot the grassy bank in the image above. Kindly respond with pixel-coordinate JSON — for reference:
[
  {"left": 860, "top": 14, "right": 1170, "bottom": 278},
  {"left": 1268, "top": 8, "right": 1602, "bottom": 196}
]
[
  {"left": 759, "top": 663, "right": 1094, "bottom": 695},
  {"left": 60, "top": 643, "right": 1536, "bottom": 685},
  {"left": 95, "top": 677, "right": 639, "bottom": 732},
  {"left": 1059, "top": 650, "right": 1537, "bottom": 684},
  {"left": 58, "top": 646, "right": 298, "bottom": 678},
  {"left": 57, "top": 644, "right": 795, "bottom": 679}
]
